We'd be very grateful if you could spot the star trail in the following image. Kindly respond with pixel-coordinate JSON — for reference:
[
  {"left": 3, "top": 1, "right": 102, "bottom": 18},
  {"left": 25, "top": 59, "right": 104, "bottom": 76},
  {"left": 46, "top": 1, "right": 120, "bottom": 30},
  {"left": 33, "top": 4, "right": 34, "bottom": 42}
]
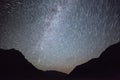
[{"left": 0, "top": 0, "right": 120, "bottom": 73}]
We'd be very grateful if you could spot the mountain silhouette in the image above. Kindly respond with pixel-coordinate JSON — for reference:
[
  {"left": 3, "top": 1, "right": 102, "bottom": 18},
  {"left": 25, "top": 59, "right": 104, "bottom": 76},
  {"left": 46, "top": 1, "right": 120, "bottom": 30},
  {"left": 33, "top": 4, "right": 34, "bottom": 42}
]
[
  {"left": 0, "top": 49, "right": 67, "bottom": 80},
  {"left": 0, "top": 42, "right": 120, "bottom": 80},
  {"left": 68, "top": 42, "right": 120, "bottom": 80}
]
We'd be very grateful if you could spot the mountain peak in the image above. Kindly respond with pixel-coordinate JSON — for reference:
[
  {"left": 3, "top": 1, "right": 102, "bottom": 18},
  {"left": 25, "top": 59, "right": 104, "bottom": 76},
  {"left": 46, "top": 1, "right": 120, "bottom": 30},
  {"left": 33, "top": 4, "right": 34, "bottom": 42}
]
[
  {"left": 0, "top": 42, "right": 120, "bottom": 80},
  {"left": 68, "top": 42, "right": 120, "bottom": 80},
  {"left": 0, "top": 48, "right": 67, "bottom": 80}
]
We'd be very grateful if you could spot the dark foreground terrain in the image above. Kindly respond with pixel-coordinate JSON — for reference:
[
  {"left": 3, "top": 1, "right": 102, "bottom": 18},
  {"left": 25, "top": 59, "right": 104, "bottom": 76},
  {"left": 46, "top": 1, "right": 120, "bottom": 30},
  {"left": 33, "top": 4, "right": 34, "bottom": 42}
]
[
  {"left": 0, "top": 42, "right": 120, "bottom": 80},
  {"left": 0, "top": 49, "right": 67, "bottom": 80},
  {"left": 68, "top": 42, "right": 120, "bottom": 80}
]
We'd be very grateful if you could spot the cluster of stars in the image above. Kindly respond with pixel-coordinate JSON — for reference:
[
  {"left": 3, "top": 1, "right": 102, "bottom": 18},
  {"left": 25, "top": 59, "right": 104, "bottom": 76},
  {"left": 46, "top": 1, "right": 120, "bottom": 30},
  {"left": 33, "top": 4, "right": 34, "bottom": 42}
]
[{"left": 0, "top": 0, "right": 120, "bottom": 73}]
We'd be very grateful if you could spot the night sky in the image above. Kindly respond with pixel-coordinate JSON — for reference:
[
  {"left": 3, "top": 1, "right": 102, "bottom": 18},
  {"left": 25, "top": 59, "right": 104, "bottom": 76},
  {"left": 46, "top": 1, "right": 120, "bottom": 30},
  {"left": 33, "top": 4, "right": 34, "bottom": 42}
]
[{"left": 0, "top": 0, "right": 120, "bottom": 73}]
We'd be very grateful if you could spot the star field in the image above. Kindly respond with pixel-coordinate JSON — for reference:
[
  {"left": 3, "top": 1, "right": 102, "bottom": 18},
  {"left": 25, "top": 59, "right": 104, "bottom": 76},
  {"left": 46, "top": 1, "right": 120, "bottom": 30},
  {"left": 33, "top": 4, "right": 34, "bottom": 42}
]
[{"left": 0, "top": 0, "right": 120, "bottom": 73}]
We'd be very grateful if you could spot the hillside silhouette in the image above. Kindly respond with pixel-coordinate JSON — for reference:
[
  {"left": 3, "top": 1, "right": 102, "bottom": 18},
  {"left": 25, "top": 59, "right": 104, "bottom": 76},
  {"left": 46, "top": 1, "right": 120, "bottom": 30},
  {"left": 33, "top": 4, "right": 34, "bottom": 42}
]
[
  {"left": 0, "top": 42, "right": 120, "bottom": 80},
  {"left": 68, "top": 42, "right": 120, "bottom": 80},
  {"left": 0, "top": 49, "right": 67, "bottom": 80}
]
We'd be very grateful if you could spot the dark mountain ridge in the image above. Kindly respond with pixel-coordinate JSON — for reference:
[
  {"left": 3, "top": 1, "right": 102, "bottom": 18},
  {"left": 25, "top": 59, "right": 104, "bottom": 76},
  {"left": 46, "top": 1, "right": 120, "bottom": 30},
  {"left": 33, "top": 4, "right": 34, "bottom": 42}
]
[
  {"left": 68, "top": 42, "right": 120, "bottom": 80},
  {"left": 0, "top": 42, "right": 120, "bottom": 80},
  {"left": 0, "top": 48, "right": 67, "bottom": 80}
]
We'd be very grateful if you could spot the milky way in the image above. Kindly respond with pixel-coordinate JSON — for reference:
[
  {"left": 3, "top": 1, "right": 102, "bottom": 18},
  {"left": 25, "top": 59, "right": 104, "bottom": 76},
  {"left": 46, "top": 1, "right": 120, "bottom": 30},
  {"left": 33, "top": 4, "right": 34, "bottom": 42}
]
[{"left": 0, "top": 0, "right": 120, "bottom": 73}]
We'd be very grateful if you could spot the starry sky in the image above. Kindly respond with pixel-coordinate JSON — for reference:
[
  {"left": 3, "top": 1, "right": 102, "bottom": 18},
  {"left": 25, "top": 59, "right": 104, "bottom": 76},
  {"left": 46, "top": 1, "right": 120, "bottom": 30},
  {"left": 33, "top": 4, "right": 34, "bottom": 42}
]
[{"left": 0, "top": 0, "right": 120, "bottom": 73}]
